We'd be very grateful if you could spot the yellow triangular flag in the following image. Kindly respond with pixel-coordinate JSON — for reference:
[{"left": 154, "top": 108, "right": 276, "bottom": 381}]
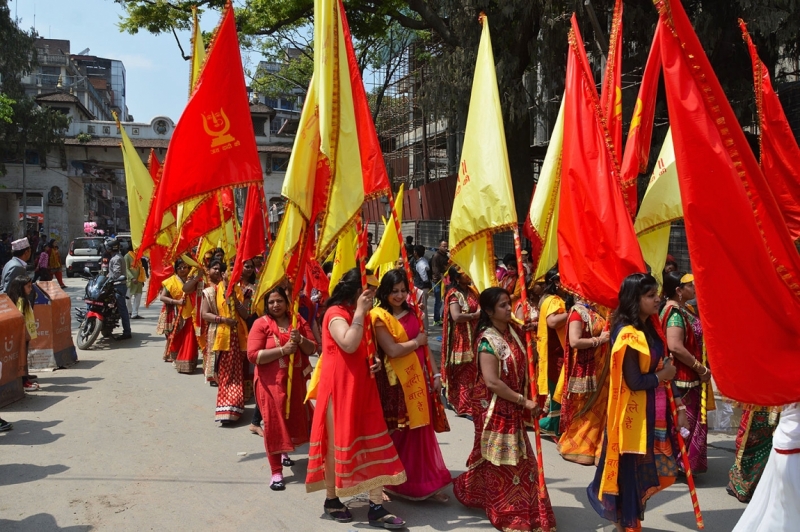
[
  {"left": 366, "top": 185, "right": 404, "bottom": 271},
  {"left": 116, "top": 113, "right": 154, "bottom": 250},
  {"left": 328, "top": 224, "right": 358, "bottom": 292},
  {"left": 449, "top": 16, "right": 517, "bottom": 293},
  {"left": 528, "top": 96, "right": 565, "bottom": 281},
  {"left": 189, "top": 6, "right": 205, "bottom": 95},
  {"left": 634, "top": 128, "right": 682, "bottom": 286}
]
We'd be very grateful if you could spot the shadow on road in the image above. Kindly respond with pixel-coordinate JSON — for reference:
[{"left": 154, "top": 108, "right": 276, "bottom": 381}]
[
  {"left": 71, "top": 359, "right": 103, "bottom": 370},
  {"left": 1, "top": 394, "right": 68, "bottom": 413},
  {"left": 36, "top": 376, "right": 103, "bottom": 394},
  {"left": 0, "top": 419, "right": 65, "bottom": 445},
  {"left": 665, "top": 508, "right": 744, "bottom": 530},
  {"left": 0, "top": 513, "right": 91, "bottom": 532},
  {"left": 0, "top": 463, "right": 70, "bottom": 487}
]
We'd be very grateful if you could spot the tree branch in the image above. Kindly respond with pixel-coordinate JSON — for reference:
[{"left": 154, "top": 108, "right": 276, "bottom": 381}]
[
  {"left": 405, "top": 0, "right": 459, "bottom": 47},
  {"left": 171, "top": 26, "right": 191, "bottom": 60},
  {"left": 248, "top": 6, "right": 314, "bottom": 36}
]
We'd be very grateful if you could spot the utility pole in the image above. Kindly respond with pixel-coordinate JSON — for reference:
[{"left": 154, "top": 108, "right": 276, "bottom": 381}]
[{"left": 20, "top": 129, "right": 27, "bottom": 238}]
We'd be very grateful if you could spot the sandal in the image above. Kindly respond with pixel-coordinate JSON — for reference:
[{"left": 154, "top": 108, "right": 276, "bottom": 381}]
[
  {"left": 269, "top": 480, "right": 285, "bottom": 491},
  {"left": 368, "top": 504, "right": 406, "bottom": 529},
  {"left": 429, "top": 492, "right": 449, "bottom": 503},
  {"left": 323, "top": 498, "right": 353, "bottom": 523}
]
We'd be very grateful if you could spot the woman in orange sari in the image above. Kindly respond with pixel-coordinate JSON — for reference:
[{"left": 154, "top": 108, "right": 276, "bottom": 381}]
[
  {"left": 158, "top": 258, "right": 201, "bottom": 372},
  {"left": 557, "top": 297, "right": 611, "bottom": 465},
  {"left": 201, "top": 260, "right": 251, "bottom": 424},
  {"left": 454, "top": 287, "right": 556, "bottom": 532},
  {"left": 441, "top": 266, "right": 480, "bottom": 418},
  {"left": 247, "top": 286, "right": 315, "bottom": 491},
  {"left": 306, "top": 268, "right": 407, "bottom": 528},
  {"left": 587, "top": 273, "right": 688, "bottom": 532}
]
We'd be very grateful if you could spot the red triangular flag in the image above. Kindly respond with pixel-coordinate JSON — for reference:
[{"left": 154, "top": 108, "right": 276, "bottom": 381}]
[
  {"left": 740, "top": 19, "right": 800, "bottom": 241},
  {"left": 228, "top": 184, "right": 267, "bottom": 296},
  {"left": 557, "top": 15, "right": 645, "bottom": 309},
  {"left": 657, "top": 0, "right": 800, "bottom": 405}
]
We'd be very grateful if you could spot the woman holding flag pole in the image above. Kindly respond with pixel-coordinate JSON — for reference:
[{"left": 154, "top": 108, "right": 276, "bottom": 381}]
[
  {"left": 200, "top": 260, "right": 251, "bottom": 424},
  {"left": 587, "top": 273, "right": 688, "bottom": 532}
]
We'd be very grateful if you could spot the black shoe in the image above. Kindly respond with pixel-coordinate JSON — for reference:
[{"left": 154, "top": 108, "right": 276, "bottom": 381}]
[
  {"left": 132, "top": 315, "right": 144, "bottom": 320},
  {"left": 115, "top": 333, "right": 132, "bottom": 341},
  {"left": 0, "top": 419, "right": 12, "bottom": 432},
  {"left": 269, "top": 480, "right": 286, "bottom": 491},
  {"left": 282, "top": 456, "right": 295, "bottom": 467}
]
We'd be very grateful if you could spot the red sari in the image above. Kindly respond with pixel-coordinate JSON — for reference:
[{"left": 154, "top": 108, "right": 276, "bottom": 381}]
[
  {"left": 454, "top": 325, "right": 556, "bottom": 532},
  {"left": 247, "top": 314, "right": 315, "bottom": 456},
  {"left": 305, "top": 305, "right": 406, "bottom": 497},
  {"left": 442, "top": 286, "right": 479, "bottom": 416}
]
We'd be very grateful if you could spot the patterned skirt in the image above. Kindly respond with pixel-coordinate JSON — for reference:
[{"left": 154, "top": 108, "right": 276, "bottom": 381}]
[
  {"left": 728, "top": 410, "right": 776, "bottom": 502},
  {"left": 214, "top": 333, "right": 245, "bottom": 423},
  {"left": 446, "top": 361, "right": 476, "bottom": 417},
  {"left": 676, "top": 386, "right": 707, "bottom": 474},
  {"left": 454, "top": 434, "right": 556, "bottom": 531}
]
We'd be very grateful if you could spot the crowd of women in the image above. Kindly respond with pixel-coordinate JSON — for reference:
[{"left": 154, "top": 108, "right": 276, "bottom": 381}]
[{"left": 149, "top": 244, "right": 790, "bottom": 532}]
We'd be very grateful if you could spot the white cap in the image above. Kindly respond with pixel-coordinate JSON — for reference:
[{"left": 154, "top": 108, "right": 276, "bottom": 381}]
[{"left": 11, "top": 238, "right": 30, "bottom": 251}]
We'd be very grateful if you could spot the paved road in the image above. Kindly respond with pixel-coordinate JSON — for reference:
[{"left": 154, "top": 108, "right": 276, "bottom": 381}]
[{"left": 0, "top": 276, "right": 748, "bottom": 531}]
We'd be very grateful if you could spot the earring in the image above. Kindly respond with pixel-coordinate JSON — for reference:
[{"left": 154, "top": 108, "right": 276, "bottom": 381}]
[{"left": 678, "top": 292, "right": 683, "bottom": 303}]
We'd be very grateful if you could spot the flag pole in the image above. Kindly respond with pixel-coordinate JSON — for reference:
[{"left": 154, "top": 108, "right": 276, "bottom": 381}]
[
  {"left": 667, "top": 385, "right": 705, "bottom": 529},
  {"left": 512, "top": 226, "right": 548, "bottom": 500},
  {"left": 383, "top": 189, "right": 441, "bottom": 401},
  {"left": 285, "top": 230, "right": 311, "bottom": 418},
  {"left": 355, "top": 215, "right": 378, "bottom": 376}
]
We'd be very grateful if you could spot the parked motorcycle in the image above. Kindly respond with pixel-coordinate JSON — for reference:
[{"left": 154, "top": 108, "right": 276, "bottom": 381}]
[{"left": 74, "top": 267, "right": 120, "bottom": 349}]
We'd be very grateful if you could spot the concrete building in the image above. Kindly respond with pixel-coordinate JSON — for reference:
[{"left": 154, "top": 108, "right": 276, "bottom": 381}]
[{"left": 1, "top": 37, "right": 298, "bottom": 253}]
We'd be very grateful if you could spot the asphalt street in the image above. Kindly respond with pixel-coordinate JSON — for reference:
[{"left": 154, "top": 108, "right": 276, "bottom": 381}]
[{"left": 0, "top": 276, "right": 748, "bottom": 531}]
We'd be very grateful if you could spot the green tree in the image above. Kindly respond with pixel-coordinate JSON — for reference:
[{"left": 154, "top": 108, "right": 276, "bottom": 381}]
[
  {"left": 116, "top": 0, "right": 800, "bottom": 217},
  {"left": 0, "top": 94, "right": 14, "bottom": 123},
  {"left": 0, "top": 0, "right": 70, "bottom": 175}
]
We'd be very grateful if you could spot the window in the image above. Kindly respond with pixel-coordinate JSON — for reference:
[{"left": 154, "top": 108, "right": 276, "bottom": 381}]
[
  {"left": 265, "top": 97, "right": 278, "bottom": 108},
  {"left": 252, "top": 117, "right": 267, "bottom": 137},
  {"left": 271, "top": 156, "right": 289, "bottom": 172},
  {"left": 270, "top": 118, "right": 284, "bottom": 134}
]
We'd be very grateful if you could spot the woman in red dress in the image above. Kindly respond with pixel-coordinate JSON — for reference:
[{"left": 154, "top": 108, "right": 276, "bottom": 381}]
[
  {"left": 454, "top": 287, "right": 556, "bottom": 532},
  {"left": 441, "top": 266, "right": 480, "bottom": 418},
  {"left": 306, "top": 268, "right": 407, "bottom": 528},
  {"left": 371, "top": 269, "right": 451, "bottom": 502},
  {"left": 247, "top": 286, "right": 316, "bottom": 491}
]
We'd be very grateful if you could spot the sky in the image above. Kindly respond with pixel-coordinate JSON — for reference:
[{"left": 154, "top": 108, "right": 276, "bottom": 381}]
[{"left": 12, "top": 0, "right": 228, "bottom": 123}]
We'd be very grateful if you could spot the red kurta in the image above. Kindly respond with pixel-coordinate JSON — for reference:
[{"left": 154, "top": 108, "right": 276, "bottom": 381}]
[
  {"left": 305, "top": 305, "right": 406, "bottom": 497},
  {"left": 247, "top": 315, "right": 315, "bottom": 455}
]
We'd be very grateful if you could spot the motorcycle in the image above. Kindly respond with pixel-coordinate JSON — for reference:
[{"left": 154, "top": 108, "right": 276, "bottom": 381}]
[{"left": 74, "top": 265, "right": 120, "bottom": 349}]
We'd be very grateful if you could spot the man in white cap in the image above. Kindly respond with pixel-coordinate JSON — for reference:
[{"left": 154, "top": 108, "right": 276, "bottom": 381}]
[{"left": 1, "top": 238, "right": 31, "bottom": 293}]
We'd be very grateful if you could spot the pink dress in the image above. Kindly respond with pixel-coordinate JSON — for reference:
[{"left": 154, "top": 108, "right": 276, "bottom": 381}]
[{"left": 384, "top": 312, "right": 452, "bottom": 500}]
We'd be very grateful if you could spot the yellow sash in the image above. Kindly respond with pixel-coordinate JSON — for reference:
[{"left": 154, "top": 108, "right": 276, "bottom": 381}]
[
  {"left": 598, "top": 325, "right": 651, "bottom": 499},
  {"left": 128, "top": 251, "right": 146, "bottom": 283},
  {"left": 163, "top": 275, "right": 194, "bottom": 320},
  {"left": 536, "top": 295, "right": 566, "bottom": 394},
  {"left": 305, "top": 354, "right": 323, "bottom": 402},
  {"left": 369, "top": 307, "right": 430, "bottom": 429},
  {"left": 212, "top": 282, "right": 248, "bottom": 352},
  {"left": 16, "top": 299, "right": 37, "bottom": 340}
]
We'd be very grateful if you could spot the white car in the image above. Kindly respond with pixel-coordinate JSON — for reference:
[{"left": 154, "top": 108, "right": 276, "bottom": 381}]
[{"left": 65, "top": 237, "right": 105, "bottom": 277}]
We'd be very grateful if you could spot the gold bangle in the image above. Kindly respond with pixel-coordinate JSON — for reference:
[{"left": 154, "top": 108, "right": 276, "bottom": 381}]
[{"left": 516, "top": 393, "right": 525, "bottom": 405}]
